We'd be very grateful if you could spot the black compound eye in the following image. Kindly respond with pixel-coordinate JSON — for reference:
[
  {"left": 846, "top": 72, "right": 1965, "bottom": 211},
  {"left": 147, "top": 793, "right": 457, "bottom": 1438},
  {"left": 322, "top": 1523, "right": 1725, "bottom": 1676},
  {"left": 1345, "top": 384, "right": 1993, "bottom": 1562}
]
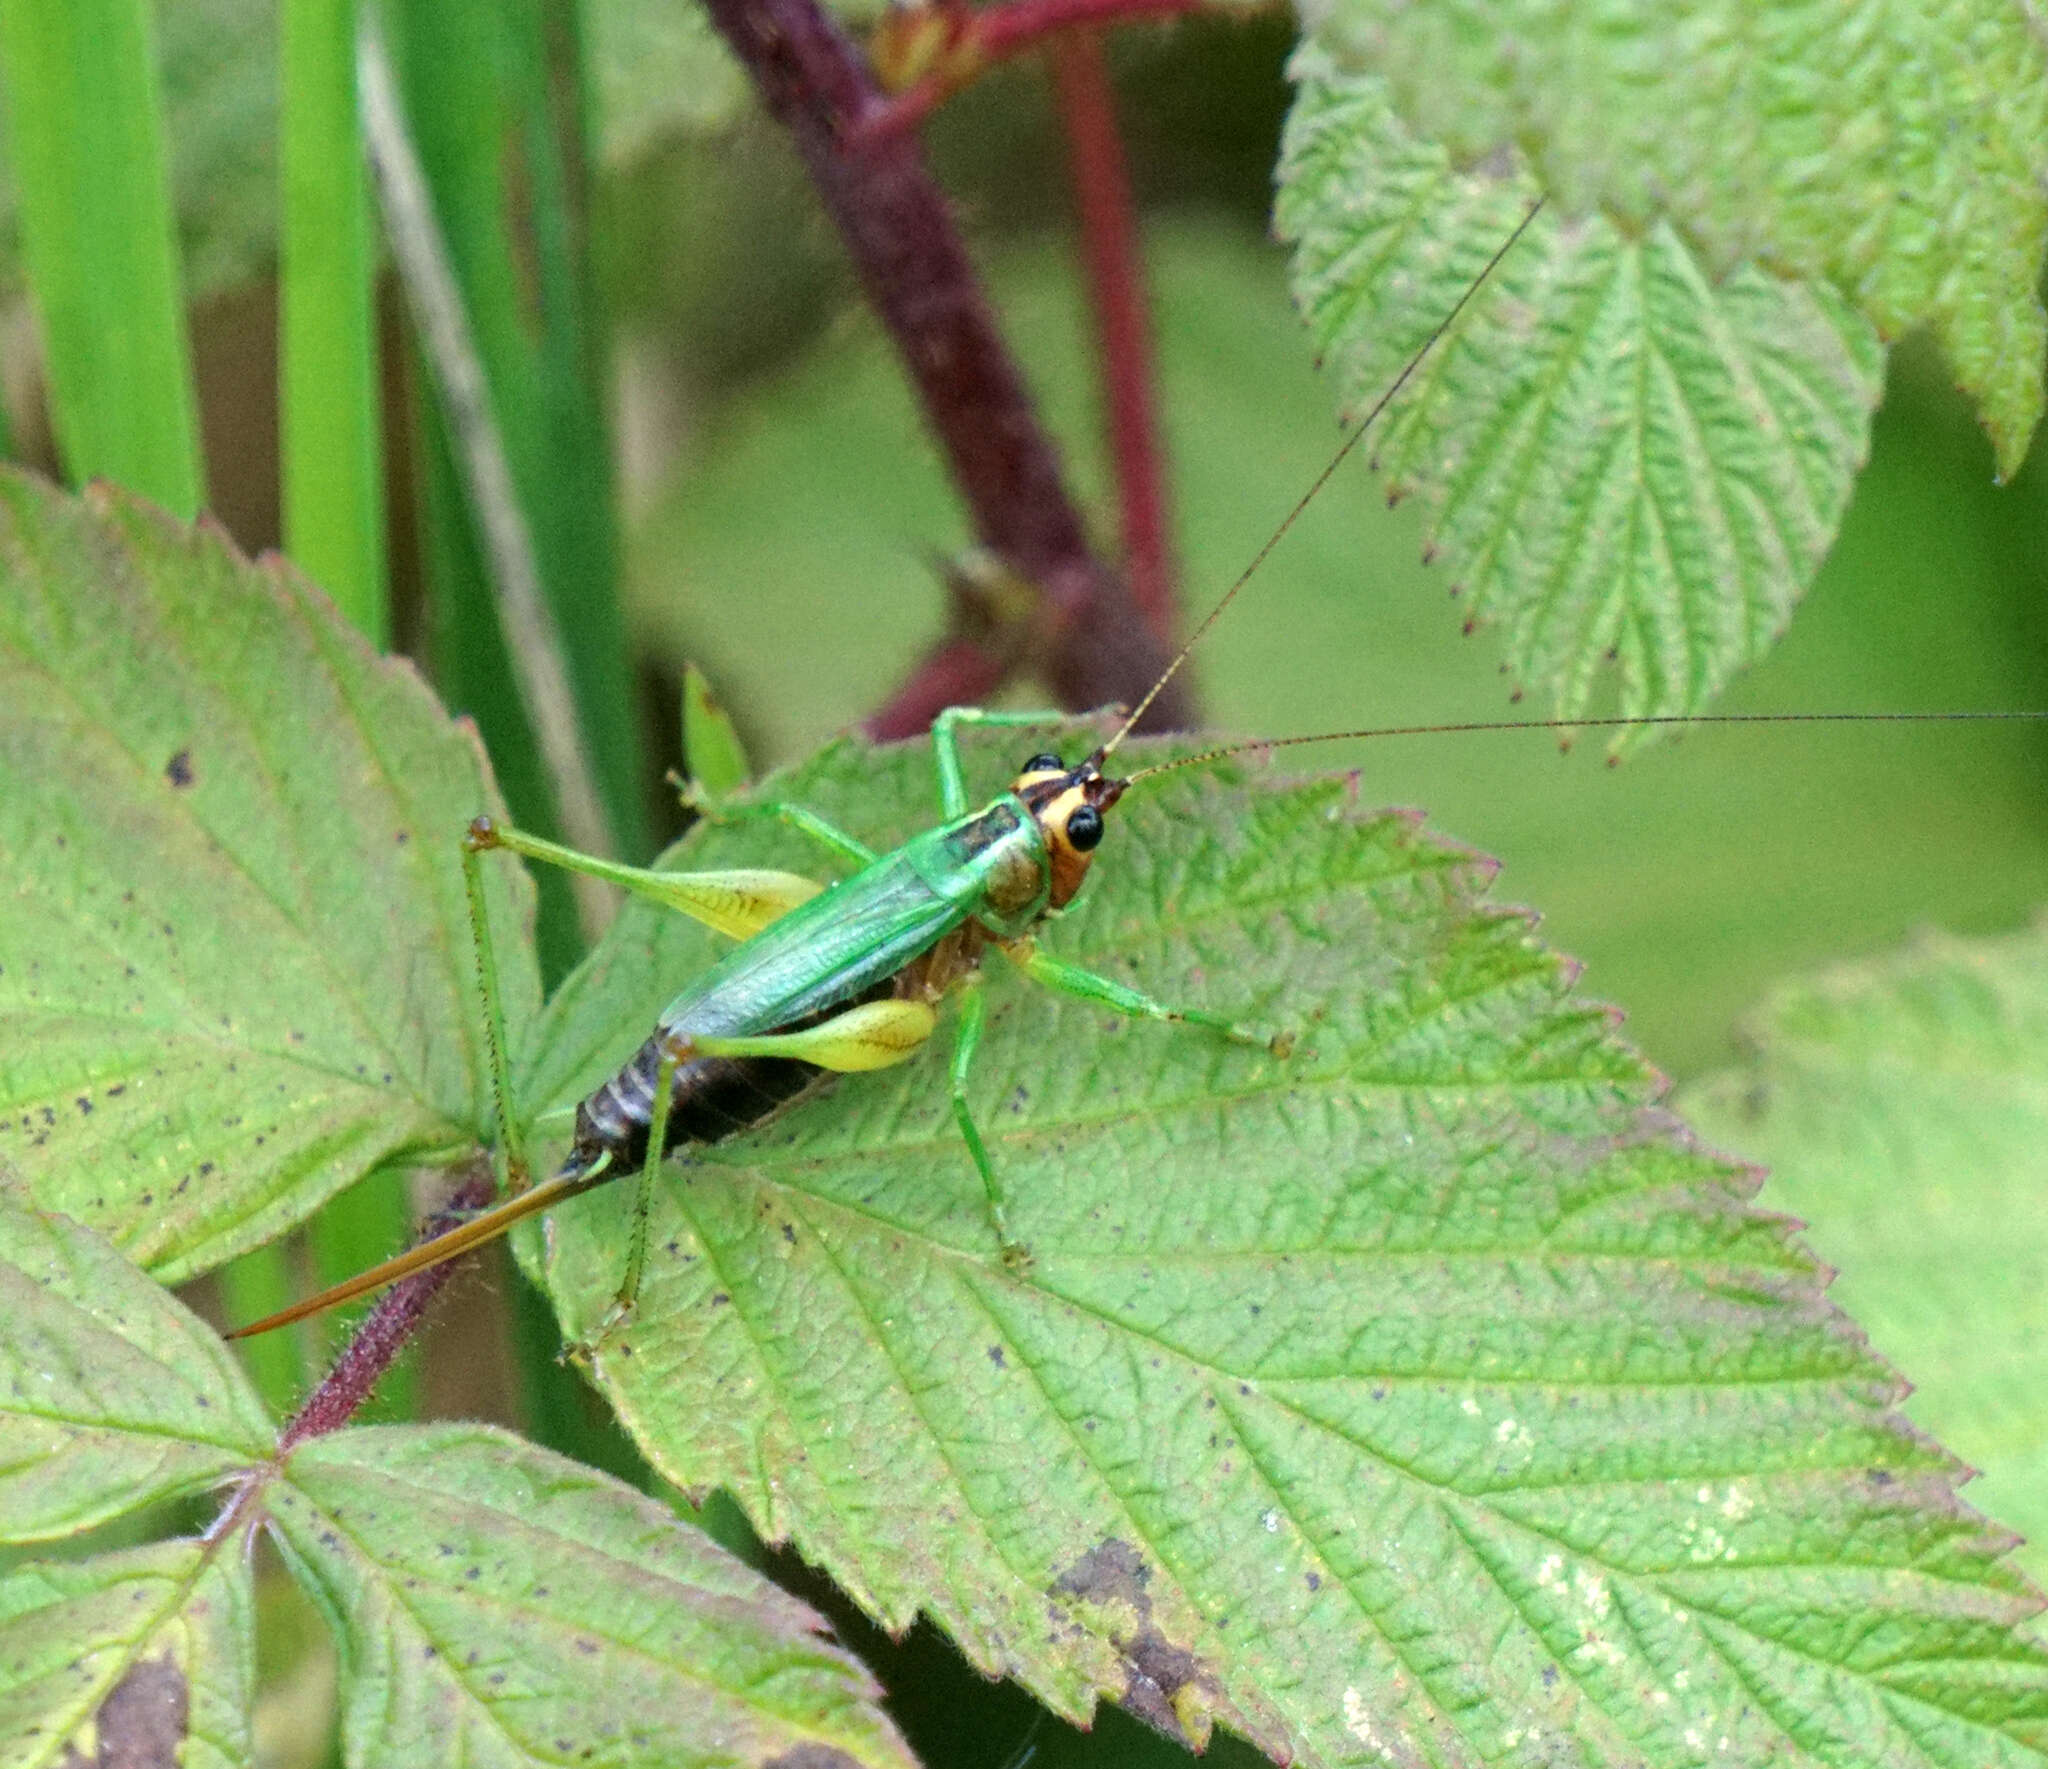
[
  {"left": 1066, "top": 804, "right": 1104, "bottom": 851},
  {"left": 1023, "top": 751, "right": 1065, "bottom": 774}
]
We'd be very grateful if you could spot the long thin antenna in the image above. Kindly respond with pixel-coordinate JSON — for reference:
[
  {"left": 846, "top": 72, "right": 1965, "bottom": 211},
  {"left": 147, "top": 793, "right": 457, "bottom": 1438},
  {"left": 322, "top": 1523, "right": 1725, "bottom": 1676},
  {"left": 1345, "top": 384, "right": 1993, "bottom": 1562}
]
[
  {"left": 1097, "top": 198, "right": 1547, "bottom": 760},
  {"left": 1120, "top": 709, "right": 2048, "bottom": 786}
]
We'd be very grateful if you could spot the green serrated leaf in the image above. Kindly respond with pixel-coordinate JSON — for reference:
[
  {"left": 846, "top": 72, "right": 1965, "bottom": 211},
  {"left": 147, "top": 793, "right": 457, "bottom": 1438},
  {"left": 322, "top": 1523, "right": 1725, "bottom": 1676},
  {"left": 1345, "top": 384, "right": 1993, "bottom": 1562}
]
[
  {"left": 506, "top": 727, "right": 2048, "bottom": 1764},
  {"left": 0, "top": 473, "right": 540, "bottom": 1280},
  {"left": 1302, "top": 0, "right": 2048, "bottom": 476},
  {"left": 0, "top": 1539, "right": 253, "bottom": 1769},
  {"left": 1277, "top": 53, "right": 1885, "bottom": 731},
  {"left": 1683, "top": 919, "right": 2048, "bottom": 1588},
  {"left": 269, "top": 1422, "right": 915, "bottom": 1768},
  {"left": 0, "top": 1186, "right": 269, "bottom": 1542}
]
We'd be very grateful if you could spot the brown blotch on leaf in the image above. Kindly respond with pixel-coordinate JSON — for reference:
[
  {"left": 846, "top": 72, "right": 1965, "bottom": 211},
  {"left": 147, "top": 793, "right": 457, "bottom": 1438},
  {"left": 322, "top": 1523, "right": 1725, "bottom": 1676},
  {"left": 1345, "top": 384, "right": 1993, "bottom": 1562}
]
[
  {"left": 164, "top": 749, "right": 194, "bottom": 789},
  {"left": 762, "top": 1749, "right": 863, "bottom": 1769},
  {"left": 1054, "top": 1535, "right": 1150, "bottom": 1610},
  {"left": 58, "top": 1652, "right": 188, "bottom": 1768},
  {"left": 1051, "top": 1539, "right": 1220, "bottom": 1745}
]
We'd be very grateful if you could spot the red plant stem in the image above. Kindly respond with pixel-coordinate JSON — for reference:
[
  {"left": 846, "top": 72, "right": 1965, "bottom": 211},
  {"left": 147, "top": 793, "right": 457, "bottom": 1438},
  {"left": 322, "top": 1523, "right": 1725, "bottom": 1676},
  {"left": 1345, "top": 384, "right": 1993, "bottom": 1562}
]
[
  {"left": 866, "top": 638, "right": 1012, "bottom": 740},
  {"left": 277, "top": 1164, "right": 497, "bottom": 1451},
  {"left": 1052, "top": 31, "right": 1175, "bottom": 642},
  {"left": 983, "top": 0, "right": 1202, "bottom": 57},
  {"left": 698, "top": 0, "right": 1190, "bottom": 732},
  {"left": 863, "top": 0, "right": 1204, "bottom": 139}
]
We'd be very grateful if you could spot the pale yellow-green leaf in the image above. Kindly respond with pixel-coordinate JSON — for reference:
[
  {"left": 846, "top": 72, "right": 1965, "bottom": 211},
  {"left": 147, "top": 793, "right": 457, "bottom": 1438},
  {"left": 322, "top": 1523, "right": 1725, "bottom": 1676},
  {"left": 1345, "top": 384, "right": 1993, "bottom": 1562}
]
[
  {"left": 508, "top": 727, "right": 2048, "bottom": 1766},
  {"left": 0, "top": 474, "right": 539, "bottom": 1281},
  {"left": 271, "top": 1423, "right": 917, "bottom": 1769},
  {"left": 1684, "top": 918, "right": 2048, "bottom": 1586},
  {"left": 0, "top": 1186, "right": 270, "bottom": 1542},
  {"left": 0, "top": 1541, "right": 253, "bottom": 1769}
]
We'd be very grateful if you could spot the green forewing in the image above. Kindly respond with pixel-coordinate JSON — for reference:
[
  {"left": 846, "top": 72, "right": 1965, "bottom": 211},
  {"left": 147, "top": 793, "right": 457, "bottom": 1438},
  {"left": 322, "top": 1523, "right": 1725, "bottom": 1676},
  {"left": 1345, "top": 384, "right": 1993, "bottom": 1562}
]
[
  {"left": 521, "top": 729, "right": 2048, "bottom": 1766},
  {"left": 0, "top": 475, "right": 539, "bottom": 1280},
  {"left": 652, "top": 833, "right": 976, "bottom": 1042}
]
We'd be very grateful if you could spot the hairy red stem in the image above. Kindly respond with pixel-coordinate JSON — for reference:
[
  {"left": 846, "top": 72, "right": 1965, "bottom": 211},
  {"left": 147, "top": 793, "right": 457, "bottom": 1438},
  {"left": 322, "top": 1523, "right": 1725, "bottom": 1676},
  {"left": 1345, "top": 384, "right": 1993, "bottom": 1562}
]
[
  {"left": 1052, "top": 31, "right": 1176, "bottom": 641},
  {"left": 698, "top": 0, "right": 1189, "bottom": 731},
  {"left": 277, "top": 1164, "right": 497, "bottom": 1450}
]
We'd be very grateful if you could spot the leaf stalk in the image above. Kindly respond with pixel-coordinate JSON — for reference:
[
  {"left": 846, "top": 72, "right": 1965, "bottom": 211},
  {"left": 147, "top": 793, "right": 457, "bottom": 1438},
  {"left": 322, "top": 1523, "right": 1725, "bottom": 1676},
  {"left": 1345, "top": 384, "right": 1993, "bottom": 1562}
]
[{"left": 697, "top": 0, "right": 1191, "bottom": 734}]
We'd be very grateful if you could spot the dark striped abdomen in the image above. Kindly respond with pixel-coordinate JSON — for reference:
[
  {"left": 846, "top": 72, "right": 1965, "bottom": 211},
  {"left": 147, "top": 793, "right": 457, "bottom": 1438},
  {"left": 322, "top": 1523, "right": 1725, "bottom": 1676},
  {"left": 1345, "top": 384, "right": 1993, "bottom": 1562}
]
[{"left": 566, "top": 1033, "right": 823, "bottom": 1179}]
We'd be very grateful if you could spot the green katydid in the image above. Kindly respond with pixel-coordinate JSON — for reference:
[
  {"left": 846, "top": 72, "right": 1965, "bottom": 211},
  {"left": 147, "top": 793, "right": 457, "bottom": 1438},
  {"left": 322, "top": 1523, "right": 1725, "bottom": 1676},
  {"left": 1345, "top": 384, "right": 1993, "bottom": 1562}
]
[
  {"left": 226, "top": 702, "right": 1291, "bottom": 1341},
  {"left": 229, "top": 201, "right": 2048, "bottom": 1344}
]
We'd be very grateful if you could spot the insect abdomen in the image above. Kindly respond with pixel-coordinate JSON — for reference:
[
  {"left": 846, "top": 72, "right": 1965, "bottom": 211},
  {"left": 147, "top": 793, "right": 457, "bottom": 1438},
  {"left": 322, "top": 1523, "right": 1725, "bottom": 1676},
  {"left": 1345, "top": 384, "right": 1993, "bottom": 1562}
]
[{"left": 569, "top": 1033, "right": 822, "bottom": 1178}]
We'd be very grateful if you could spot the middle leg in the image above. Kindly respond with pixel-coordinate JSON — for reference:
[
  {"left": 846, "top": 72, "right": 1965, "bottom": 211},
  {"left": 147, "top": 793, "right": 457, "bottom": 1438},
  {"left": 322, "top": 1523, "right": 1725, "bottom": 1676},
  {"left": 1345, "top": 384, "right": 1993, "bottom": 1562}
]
[
  {"left": 946, "top": 979, "right": 1030, "bottom": 1269},
  {"left": 999, "top": 938, "right": 1294, "bottom": 1057}
]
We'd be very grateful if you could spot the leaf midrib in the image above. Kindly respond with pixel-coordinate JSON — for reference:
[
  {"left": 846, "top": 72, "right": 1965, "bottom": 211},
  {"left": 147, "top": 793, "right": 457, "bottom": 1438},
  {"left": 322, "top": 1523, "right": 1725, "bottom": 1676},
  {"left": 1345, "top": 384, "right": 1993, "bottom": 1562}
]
[{"left": 13, "top": 1546, "right": 225, "bottom": 1769}]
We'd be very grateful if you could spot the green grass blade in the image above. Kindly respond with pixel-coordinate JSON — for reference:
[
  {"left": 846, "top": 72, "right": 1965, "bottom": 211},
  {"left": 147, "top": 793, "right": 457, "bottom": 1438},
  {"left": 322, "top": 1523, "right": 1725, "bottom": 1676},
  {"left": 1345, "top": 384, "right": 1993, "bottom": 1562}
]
[
  {"left": 0, "top": 0, "right": 201, "bottom": 515},
  {"left": 214, "top": 1242, "right": 312, "bottom": 1420},
  {"left": 361, "top": 11, "right": 620, "bottom": 933},
  {"left": 385, "top": 0, "right": 646, "bottom": 945},
  {"left": 280, "top": 0, "right": 387, "bottom": 643},
  {"left": 282, "top": 0, "right": 409, "bottom": 1369}
]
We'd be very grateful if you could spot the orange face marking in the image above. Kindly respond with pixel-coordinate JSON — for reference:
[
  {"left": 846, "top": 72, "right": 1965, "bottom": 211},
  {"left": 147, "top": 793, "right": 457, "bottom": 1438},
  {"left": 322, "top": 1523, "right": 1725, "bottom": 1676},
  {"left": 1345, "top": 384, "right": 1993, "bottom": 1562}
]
[{"left": 1037, "top": 783, "right": 1096, "bottom": 908}]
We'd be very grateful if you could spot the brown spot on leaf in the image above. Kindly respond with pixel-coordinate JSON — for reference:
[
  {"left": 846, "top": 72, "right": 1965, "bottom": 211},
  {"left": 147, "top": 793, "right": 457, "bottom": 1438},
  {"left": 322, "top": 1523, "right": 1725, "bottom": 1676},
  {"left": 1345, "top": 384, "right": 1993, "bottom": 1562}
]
[
  {"left": 57, "top": 1652, "right": 188, "bottom": 1767},
  {"left": 1051, "top": 1540, "right": 1221, "bottom": 1745},
  {"left": 164, "top": 750, "right": 194, "bottom": 789},
  {"left": 1120, "top": 1626, "right": 1206, "bottom": 1738},
  {"left": 1055, "top": 1537, "right": 1149, "bottom": 1609}
]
